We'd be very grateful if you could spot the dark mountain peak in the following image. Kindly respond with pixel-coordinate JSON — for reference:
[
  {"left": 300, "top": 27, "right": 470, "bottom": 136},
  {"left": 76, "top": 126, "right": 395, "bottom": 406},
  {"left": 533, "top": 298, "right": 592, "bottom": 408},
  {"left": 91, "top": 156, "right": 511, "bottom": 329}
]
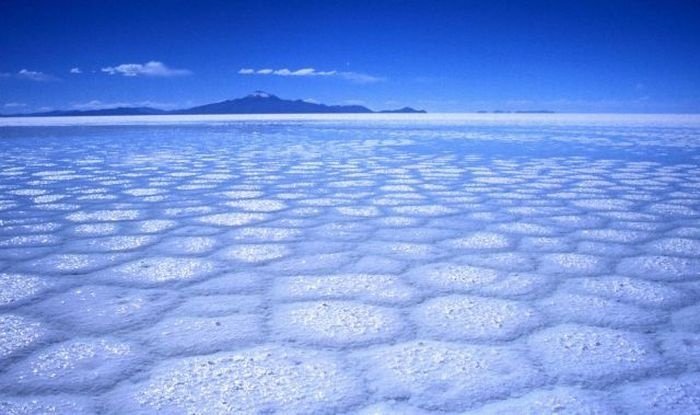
[
  {"left": 2, "top": 93, "right": 427, "bottom": 117},
  {"left": 246, "top": 91, "right": 277, "bottom": 99},
  {"left": 379, "top": 106, "right": 427, "bottom": 114}
]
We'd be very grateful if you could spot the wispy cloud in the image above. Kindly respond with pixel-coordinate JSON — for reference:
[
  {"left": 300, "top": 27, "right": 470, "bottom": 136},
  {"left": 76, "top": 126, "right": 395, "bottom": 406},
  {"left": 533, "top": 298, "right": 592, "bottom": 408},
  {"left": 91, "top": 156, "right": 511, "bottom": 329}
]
[
  {"left": 238, "top": 67, "right": 384, "bottom": 83},
  {"left": 2, "top": 69, "right": 59, "bottom": 81},
  {"left": 101, "top": 61, "right": 191, "bottom": 77},
  {"left": 3, "top": 102, "right": 27, "bottom": 108},
  {"left": 70, "top": 99, "right": 178, "bottom": 110},
  {"left": 70, "top": 67, "right": 82, "bottom": 74}
]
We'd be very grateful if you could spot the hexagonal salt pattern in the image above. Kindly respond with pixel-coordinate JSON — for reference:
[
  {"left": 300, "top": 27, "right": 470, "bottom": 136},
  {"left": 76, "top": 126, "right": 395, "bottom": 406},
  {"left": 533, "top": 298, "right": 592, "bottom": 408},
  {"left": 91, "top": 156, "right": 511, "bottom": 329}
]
[{"left": 1, "top": 114, "right": 700, "bottom": 412}]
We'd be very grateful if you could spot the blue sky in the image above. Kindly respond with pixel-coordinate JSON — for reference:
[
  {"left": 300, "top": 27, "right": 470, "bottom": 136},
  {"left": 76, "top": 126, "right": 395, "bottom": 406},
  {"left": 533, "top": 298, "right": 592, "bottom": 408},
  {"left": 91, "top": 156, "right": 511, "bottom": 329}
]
[{"left": 1, "top": 0, "right": 699, "bottom": 113}]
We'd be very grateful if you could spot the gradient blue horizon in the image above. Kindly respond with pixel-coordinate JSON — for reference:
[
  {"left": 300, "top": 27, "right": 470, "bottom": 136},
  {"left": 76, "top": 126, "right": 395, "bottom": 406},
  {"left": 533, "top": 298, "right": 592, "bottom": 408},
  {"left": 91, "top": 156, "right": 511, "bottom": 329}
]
[{"left": 1, "top": 0, "right": 699, "bottom": 113}]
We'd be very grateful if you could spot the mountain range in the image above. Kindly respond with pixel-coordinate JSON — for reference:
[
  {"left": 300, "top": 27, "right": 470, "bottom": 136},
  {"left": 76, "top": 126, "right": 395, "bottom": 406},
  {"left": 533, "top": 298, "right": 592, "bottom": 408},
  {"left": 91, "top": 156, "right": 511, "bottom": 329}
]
[{"left": 2, "top": 92, "right": 426, "bottom": 117}]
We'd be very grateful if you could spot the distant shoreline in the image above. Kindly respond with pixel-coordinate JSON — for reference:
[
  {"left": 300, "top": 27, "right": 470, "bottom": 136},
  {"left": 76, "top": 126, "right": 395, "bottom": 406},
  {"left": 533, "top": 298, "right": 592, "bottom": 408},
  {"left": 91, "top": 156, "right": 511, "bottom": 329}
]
[{"left": 2, "top": 113, "right": 699, "bottom": 128}]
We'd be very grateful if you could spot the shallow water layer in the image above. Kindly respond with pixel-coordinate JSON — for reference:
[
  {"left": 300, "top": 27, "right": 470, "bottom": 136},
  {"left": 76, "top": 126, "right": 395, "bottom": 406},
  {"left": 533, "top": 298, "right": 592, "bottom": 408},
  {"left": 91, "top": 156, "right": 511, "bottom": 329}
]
[{"left": 1, "top": 114, "right": 699, "bottom": 414}]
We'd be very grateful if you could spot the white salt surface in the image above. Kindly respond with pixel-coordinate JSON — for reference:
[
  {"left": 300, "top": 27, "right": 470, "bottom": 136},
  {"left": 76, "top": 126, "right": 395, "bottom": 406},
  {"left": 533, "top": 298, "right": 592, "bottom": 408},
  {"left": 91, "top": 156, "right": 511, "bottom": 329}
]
[{"left": 1, "top": 114, "right": 699, "bottom": 412}]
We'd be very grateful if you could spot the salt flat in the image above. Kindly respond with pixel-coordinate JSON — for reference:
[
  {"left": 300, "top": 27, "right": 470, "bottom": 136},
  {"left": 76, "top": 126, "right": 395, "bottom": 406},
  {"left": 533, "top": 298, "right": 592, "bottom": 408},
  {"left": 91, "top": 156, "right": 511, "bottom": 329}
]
[{"left": 0, "top": 114, "right": 699, "bottom": 414}]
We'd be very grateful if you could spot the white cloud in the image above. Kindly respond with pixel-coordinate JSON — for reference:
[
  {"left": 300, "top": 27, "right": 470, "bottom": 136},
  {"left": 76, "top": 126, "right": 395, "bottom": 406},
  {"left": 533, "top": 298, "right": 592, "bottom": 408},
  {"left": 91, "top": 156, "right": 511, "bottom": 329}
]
[
  {"left": 16, "top": 69, "right": 57, "bottom": 81},
  {"left": 238, "top": 67, "right": 383, "bottom": 83},
  {"left": 70, "top": 99, "right": 178, "bottom": 110},
  {"left": 101, "top": 61, "right": 191, "bottom": 77},
  {"left": 70, "top": 67, "right": 82, "bottom": 74},
  {"left": 4, "top": 102, "right": 27, "bottom": 108},
  {"left": 337, "top": 71, "right": 383, "bottom": 83}
]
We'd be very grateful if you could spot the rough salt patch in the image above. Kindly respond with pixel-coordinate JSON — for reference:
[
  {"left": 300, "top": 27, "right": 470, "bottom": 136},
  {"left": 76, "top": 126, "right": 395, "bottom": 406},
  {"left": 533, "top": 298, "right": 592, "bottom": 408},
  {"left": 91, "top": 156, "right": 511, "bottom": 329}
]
[
  {"left": 390, "top": 205, "right": 458, "bottom": 217},
  {"left": 226, "top": 226, "right": 302, "bottom": 242},
  {"left": 161, "top": 206, "right": 214, "bottom": 218},
  {"left": 0, "top": 314, "right": 48, "bottom": 361},
  {"left": 0, "top": 394, "right": 96, "bottom": 415},
  {"left": 464, "top": 386, "right": 616, "bottom": 415},
  {"left": 406, "top": 262, "right": 501, "bottom": 292},
  {"left": 224, "top": 199, "right": 287, "bottom": 212},
  {"left": 355, "top": 340, "right": 543, "bottom": 411},
  {"left": 108, "top": 345, "right": 364, "bottom": 415},
  {"left": 265, "top": 252, "right": 355, "bottom": 273},
  {"left": 614, "top": 373, "right": 700, "bottom": 415},
  {"left": 412, "top": 295, "right": 542, "bottom": 341},
  {"left": 196, "top": 212, "right": 269, "bottom": 227},
  {"left": 19, "top": 253, "right": 134, "bottom": 274},
  {"left": 94, "top": 256, "right": 219, "bottom": 285},
  {"left": 65, "top": 209, "right": 141, "bottom": 222},
  {"left": 285, "top": 206, "right": 324, "bottom": 217},
  {"left": 174, "top": 294, "right": 262, "bottom": 316},
  {"left": 576, "top": 229, "right": 653, "bottom": 244},
  {"left": 220, "top": 190, "right": 264, "bottom": 199},
  {"left": 131, "top": 219, "right": 178, "bottom": 234},
  {"left": 561, "top": 276, "right": 689, "bottom": 309},
  {"left": 0, "top": 222, "right": 62, "bottom": 235},
  {"left": 617, "top": 255, "right": 700, "bottom": 281},
  {"left": 0, "top": 338, "right": 141, "bottom": 392},
  {"left": 0, "top": 273, "right": 50, "bottom": 307},
  {"left": 443, "top": 232, "right": 513, "bottom": 251},
  {"left": 644, "top": 237, "right": 700, "bottom": 257},
  {"left": 34, "top": 285, "right": 177, "bottom": 334},
  {"left": 7, "top": 188, "right": 48, "bottom": 196},
  {"left": 297, "top": 197, "right": 350, "bottom": 207},
  {"left": 123, "top": 188, "right": 163, "bottom": 197},
  {"left": 133, "top": 314, "right": 262, "bottom": 356},
  {"left": 373, "top": 216, "right": 426, "bottom": 227},
  {"left": 154, "top": 236, "right": 218, "bottom": 255},
  {"left": 538, "top": 292, "right": 663, "bottom": 328},
  {"left": 336, "top": 206, "right": 382, "bottom": 217},
  {"left": 0, "top": 234, "right": 62, "bottom": 248},
  {"left": 539, "top": 253, "right": 608, "bottom": 276},
  {"left": 216, "top": 243, "right": 291, "bottom": 263},
  {"left": 351, "top": 401, "right": 433, "bottom": 414},
  {"left": 360, "top": 241, "right": 445, "bottom": 261},
  {"left": 492, "top": 222, "right": 560, "bottom": 236},
  {"left": 62, "top": 235, "right": 159, "bottom": 252},
  {"left": 527, "top": 324, "right": 665, "bottom": 385},
  {"left": 519, "top": 236, "right": 574, "bottom": 252},
  {"left": 272, "top": 274, "right": 418, "bottom": 305},
  {"left": 646, "top": 203, "right": 698, "bottom": 217},
  {"left": 672, "top": 304, "right": 700, "bottom": 332},
  {"left": 570, "top": 199, "right": 637, "bottom": 211},
  {"left": 69, "top": 222, "right": 119, "bottom": 236},
  {"left": 272, "top": 300, "right": 404, "bottom": 347}
]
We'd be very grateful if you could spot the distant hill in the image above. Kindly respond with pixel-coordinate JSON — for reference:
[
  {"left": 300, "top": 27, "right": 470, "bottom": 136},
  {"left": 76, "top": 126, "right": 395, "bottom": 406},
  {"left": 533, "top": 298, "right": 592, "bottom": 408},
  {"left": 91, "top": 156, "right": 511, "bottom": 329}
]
[
  {"left": 379, "top": 106, "right": 427, "bottom": 114},
  {"left": 17, "top": 107, "right": 167, "bottom": 117},
  {"left": 2, "top": 92, "right": 426, "bottom": 116}
]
